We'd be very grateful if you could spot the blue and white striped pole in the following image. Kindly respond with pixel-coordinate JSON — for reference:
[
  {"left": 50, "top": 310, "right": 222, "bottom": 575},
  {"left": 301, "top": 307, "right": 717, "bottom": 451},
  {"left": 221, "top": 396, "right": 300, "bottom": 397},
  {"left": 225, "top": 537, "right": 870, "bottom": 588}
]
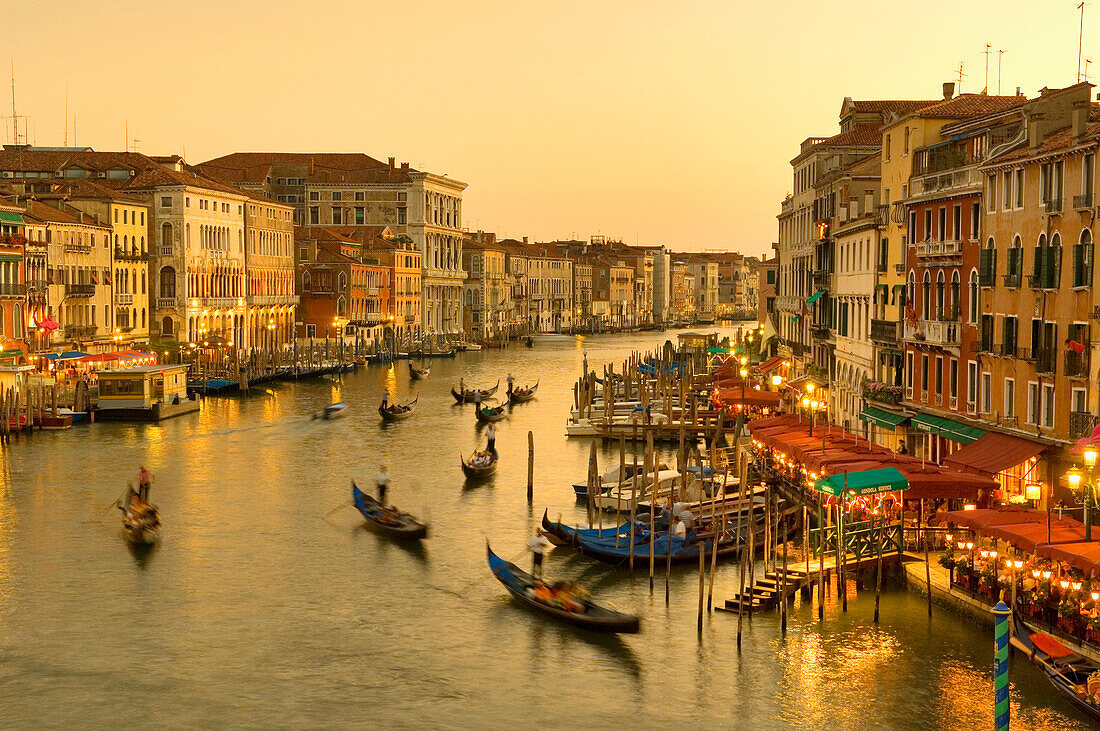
[{"left": 992, "top": 601, "right": 1011, "bottom": 731}]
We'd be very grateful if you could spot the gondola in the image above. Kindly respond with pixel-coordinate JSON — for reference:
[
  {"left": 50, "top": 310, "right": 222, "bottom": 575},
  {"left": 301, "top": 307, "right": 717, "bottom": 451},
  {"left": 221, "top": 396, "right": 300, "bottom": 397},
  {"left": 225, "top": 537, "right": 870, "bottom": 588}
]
[
  {"left": 475, "top": 403, "right": 507, "bottom": 423},
  {"left": 486, "top": 543, "right": 640, "bottom": 633},
  {"left": 1012, "top": 614, "right": 1100, "bottom": 722},
  {"left": 461, "top": 449, "right": 498, "bottom": 478},
  {"left": 542, "top": 508, "right": 630, "bottom": 546},
  {"left": 379, "top": 395, "right": 418, "bottom": 421},
  {"left": 121, "top": 492, "right": 161, "bottom": 545},
  {"left": 452, "top": 380, "right": 500, "bottom": 404},
  {"left": 351, "top": 483, "right": 429, "bottom": 540},
  {"left": 409, "top": 362, "right": 431, "bottom": 379},
  {"left": 313, "top": 402, "right": 348, "bottom": 420},
  {"left": 509, "top": 381, "right": 539, "bottom": 404},
  {"left": 524, "top": 336, "right": 533, "bottom": 347}
]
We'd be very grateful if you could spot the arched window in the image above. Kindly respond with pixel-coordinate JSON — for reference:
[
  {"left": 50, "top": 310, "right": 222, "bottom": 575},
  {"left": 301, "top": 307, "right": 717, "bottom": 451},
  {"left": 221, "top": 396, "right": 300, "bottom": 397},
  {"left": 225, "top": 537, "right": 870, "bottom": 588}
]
[
  {"left": 936, "top": 271, "right": 945, "bottom": 318},
  {"left": 338, "top": 272, "right": 347, "bottom": 292},
  {"left": 162, "top": 316, "right": 174, "bottom": 336},
  {"left": 337, "top": 296, "right": 347, "bottom": 316},
  {"left": 159, "top": 266, "right": 176, "bottom": 298},
  {"left": 951, "top": 270, "right": 961, "bottom": 316},
  {"left": 922, "top": 272, "right": 930, "bottom": 319},
  {"left": 907, "top": 270, "right": 915, "bottom": 308},
  {"left": 1049, "top": 232, "right": 1063, "bottom": 289},
  {"left": 161, "top": 222, "right": 172, "bottom": 250},
  {"left": 302, "top": 271, "right": 311, "bottom": 291},
  {"left": 1033, "top": 232, "right": 1047, "bottom": 280},
  {"left": 1075, "top": 229, "right": 1095, "bottom": 287},
  {"left": 968, "top": 270, "right": 979, "bottom": 323}
]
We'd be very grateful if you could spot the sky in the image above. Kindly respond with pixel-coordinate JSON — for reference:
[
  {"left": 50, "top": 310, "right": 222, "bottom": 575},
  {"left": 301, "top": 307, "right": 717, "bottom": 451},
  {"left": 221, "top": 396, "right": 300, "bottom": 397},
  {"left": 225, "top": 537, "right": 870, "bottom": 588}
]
[{"left": 3, "top": 1, "right": 1096, "bottom": 256}]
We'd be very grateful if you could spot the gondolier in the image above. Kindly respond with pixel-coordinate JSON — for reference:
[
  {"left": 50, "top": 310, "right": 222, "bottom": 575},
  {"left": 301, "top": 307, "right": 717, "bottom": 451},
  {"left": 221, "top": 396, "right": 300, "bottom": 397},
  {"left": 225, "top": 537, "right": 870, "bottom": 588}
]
[
  {"left": 507, "top": 373, "right": 514, "bottom": 396},
  {"left": 381, "top": 391, "right": 389, "bottom": 409},
  {"left": 137, "top": 465, "right": 152, "bottom": 500},
  {"left": 486, "top": 423, "right": 497, "bottom": 456},
  {"left": 474, "top": 390, "right": 482, "bottom": 409},
  {"left": 528, "top": 528, "right": 552, "bottom": 578},
  {"left": 375, "top": 465, "right": 390, "bottom": 505}
]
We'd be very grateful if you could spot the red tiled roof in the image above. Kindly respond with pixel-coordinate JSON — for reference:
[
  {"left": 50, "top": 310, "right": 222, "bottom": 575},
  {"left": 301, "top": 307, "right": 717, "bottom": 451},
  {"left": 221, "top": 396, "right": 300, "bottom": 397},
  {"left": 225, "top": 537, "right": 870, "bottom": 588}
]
[
  {"left": 848, "top": 100, "right": 939, "bottom": 115},
  {"left": 989, "top": 120, "right": 1100, "bottom": 164},
  {"left": 20, "top": 199, "right": 110, "bottom": 228},
  {"left": 911, "top": 94, "right": 1027, "bottom": 119},
  {"left": 197, "top": 152, "right": 416, "bottom": 185},
  {"left": 816, "top": 125, "right": 883, "bottom": 148}
]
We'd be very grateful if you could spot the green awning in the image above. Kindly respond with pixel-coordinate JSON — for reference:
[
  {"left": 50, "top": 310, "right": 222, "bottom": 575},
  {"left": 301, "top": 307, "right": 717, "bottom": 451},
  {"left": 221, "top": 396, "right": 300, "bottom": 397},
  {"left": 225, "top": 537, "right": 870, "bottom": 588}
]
[
  {"left": 892, "top": 284, "right": 906, "bottom": 290},
  {"left": 859, "top": 406, "right": 908, "bottom": 429},
  {"left": 0, "top": 212, "right": 24, "bottom": 225},
  {"left": 806, "top": 291, "right": 824, "bottom": 306},
  {"left": 815, "top": 467, "right": 908, "bottom": 497},
  {"left": 792, "top": 315, "right": 801, "bottom": 322},
  {"left": 0, "top": 348, "right": 23, "bottom": 358},
  {"left": 910, "top": 413, "right": 985, "bottom": 445},
  {"left": 0, "top": 254, "right": 21, "bottom": 262}
]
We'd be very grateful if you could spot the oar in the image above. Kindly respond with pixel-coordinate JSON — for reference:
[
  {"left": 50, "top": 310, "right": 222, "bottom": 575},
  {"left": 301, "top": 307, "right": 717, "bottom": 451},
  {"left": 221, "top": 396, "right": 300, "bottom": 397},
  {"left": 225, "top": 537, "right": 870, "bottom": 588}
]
[{"left": 324, "top": 500, "right": 353, "bottom": 518}]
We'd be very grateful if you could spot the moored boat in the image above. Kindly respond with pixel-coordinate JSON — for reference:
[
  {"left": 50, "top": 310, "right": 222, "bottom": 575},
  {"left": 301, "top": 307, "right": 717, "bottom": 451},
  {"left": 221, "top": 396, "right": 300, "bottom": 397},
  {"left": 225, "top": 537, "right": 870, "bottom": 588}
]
[
  {"left": 379, "top": 396, "right": 419, "bottom": 421},
  {"left": 461, "top": 449, "right": 498, "bottom": 478},
  {"left": 1012, "top": 614, "right": 1100, "bottom": 721},
  {"left": 486, "top": 543, "right": 640, "bottom": 633},
  {"left": 352, "top": 484, "right": 428, "bottom": 540},
  {"left": 409, "top": 362, "right": 431, "bottom": 379},
  {"left": 452, "top": 380, "right": 500, "bottom": 404},
  {"left": 509, "top": 381, "right": 539, "bottom": 404}
]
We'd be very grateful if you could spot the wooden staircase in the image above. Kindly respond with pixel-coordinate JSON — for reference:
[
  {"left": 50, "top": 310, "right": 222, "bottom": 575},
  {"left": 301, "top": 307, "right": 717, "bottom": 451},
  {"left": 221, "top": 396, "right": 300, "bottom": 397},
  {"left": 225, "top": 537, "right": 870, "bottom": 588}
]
[{"left": 717, "top": 566, "right": 809, "bottom": 615}]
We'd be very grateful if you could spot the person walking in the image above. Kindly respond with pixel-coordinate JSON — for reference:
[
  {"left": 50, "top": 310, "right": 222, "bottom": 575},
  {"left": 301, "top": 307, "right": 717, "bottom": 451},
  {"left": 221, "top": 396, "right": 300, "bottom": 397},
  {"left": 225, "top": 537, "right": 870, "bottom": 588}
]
[
  {"left": 528, "top": 528, "right": 552, "bottom": 578},
  {"left": 375, "top": 465, "right": 390, "bottom": 506}
]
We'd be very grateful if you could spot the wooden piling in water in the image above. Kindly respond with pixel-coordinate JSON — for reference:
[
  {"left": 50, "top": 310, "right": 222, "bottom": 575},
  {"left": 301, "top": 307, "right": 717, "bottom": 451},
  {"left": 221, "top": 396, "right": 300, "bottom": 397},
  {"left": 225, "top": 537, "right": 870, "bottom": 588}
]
[{"left": 527, "top": 430, "right": 534, "bottom": 503}]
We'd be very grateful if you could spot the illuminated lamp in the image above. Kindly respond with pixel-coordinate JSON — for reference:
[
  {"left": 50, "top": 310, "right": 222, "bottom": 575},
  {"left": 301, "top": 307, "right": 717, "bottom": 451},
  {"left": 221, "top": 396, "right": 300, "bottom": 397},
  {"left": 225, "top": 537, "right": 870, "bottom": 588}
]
[
  {"left": 1042, "top": 570, "right": 1052, "bottom": 580},
  {"left": 1093, "top": 591, "right": 1099, "bottom": 601},
  {"left": 1025, "top": 483, "right": 1042, "bottom": 501},
  {"left": 1060, "top": 579, "right": 1071, "bottom": 590},
  {"left": 802, "top": 397, "right": 811, "bottom": 408},
  {"left": 1012, "top": 560, "right": 1023, "bottom": 569},
  {"left": 1066, "top": 467, "right": 1084, "bottom": 491},
  {"left": 963, "top": 504, "right": 977, "bottom": 511},
  {"left": 806, "top": 382, "right": 815, "bottom": 394},
  {"left": 1073, "top": 581, "right": 1083, "bottom": 591},
  {"left": 1032, "top": 569, "right": 1042, "bottom": 579},
  {"left": 1086, "top": 448, "right": 1098, "bottom": 469}
]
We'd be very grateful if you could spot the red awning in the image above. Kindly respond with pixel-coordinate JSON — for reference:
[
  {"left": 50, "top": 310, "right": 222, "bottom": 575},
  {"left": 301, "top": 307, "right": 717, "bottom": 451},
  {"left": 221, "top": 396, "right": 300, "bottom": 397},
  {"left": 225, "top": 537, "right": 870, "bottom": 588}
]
[
  {"left": 79, "top": 353, "right": 119, "bottom": 363},
  {"left": 896, "top": 470, "right": 996, "bottom": 500},
  {"left": 943, "top": 432, "right": 1047, "bottom": 476},
  {"left": 715, "top": 387, "right": 781, "bottom": 408},
  {"left": 985, "top": 517, "right": 1088, "bottom": 553},
  {"left": 1034, "top": 541, "right": 1100, "bottom": 575},
  {"left": 753, "top": 356, "right": 785, "bottom": 374},
  {"left": 934, "top": 506, "right": 1048, "bottom": 531}
]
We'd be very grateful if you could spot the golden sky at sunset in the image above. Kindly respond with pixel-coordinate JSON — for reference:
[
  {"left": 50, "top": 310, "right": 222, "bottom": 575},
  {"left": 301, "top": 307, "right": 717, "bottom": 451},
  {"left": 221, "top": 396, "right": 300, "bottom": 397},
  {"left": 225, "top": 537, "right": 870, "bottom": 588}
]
[{"left": 4, "top": 1, "right": 1094, "bottom": 255}]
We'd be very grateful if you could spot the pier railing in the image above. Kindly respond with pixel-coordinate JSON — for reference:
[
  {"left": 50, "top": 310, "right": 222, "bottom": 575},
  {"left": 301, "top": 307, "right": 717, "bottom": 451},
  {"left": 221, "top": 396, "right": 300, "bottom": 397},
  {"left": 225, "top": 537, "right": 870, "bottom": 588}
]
[{"left": 810, "top": 519, "right": 903, "bottom": 561}]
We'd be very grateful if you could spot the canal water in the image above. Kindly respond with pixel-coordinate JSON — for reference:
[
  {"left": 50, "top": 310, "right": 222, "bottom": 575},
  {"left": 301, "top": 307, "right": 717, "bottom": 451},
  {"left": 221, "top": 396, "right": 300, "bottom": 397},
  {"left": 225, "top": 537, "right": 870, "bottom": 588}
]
[{"left": 0, "top": 329, "right": 1088, "bottom": 728}]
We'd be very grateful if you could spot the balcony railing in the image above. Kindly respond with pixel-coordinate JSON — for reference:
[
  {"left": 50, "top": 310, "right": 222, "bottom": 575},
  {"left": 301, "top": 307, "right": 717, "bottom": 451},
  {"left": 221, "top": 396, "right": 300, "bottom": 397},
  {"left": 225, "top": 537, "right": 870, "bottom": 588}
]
[
  {"left": 1071, "top": 411, "right": 1100, "bottom": 440},
  {"left": 1003, "top": 273, "right": 1022, "bottom": 288},
  {"left": 812, "top": 270, "right": 831, "bottom": 290},
  {"left": 114, "top": 247, "right": 145, "bottom": 261},
  {"left": 156, "top": 297, "right": 177, "bottom": 309},
  {"left": 1074, "top": 193, "right": 1094, "bottom": 210},
  {"left": 998, "top": 343, "right": 1017, "bottom": 357},
  {"left": 1065, "top": 351, "right": 1090, "bottom": 378},
  {"left": 63, "top": 324, "right": 97, "bottom": 339},
  {"left": 895, "top": 264, "right": 905, "bottom": 274},
  {"left": 870, "top": 318, "right": 900, "bottom": 344},
  {"left": 159, "top": 246, "right": 175, "bottom": 257},
  {"left": 810, "top": 323, "right": 831, "bottom": 340},
  {"left": 115, "top": 292, "right": 134, "bottom": 306},
  {"left": 404, "top": 314, "right": 416, "bottom": 323},
  {"left": 1045, "top": 198, "right": 1064, "bottom": 214},
  {"left": 0, "top": 282, "right": 25, "bottom": 297},
  {"left": 863, "top": 382, "right": 903, "bottom": 405},
  {"left": 65, "top": 283, "right": 95, "bottom": 297},
  {"left": 63, "top": 243, "right": 91, "bottom": 253},
  {"left": 916, "top": 240, "right": 962, "bottom": 257},
  {"left": 905, "top": 320, "right": 960, "bottom": 346}
]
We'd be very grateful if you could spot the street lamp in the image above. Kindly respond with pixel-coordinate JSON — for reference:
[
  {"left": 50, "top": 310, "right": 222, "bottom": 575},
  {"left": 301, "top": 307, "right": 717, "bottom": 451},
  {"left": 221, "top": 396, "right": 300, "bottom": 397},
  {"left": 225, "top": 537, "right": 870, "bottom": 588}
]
[
  {"left": 772, "top": 374, "right": 783, "bottom": 388},
  {"left": 1066, "top": 458, "right": 1096, "bottom": 541}
]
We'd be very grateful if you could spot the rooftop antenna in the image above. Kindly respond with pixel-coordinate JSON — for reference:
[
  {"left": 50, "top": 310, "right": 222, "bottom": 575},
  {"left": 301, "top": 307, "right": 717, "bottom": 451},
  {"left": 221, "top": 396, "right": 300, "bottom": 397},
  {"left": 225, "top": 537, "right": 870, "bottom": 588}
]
[
  {"left": 1080, "top": 2, "right": 1090, "bottom": 83},
  {"left": 984, "top": 43, "right": 991, "bottom": 94},
  {"left": 955, "top": 61, "right": 968, "bottom": 93},
  {"left": 63, "top": 85, "right": 68, "bottom": 146},
  {"left": 998, "top": 49, "right": 1006, "bottom": 94},
  {"left": 1086, "top": 57, "right": 1094, "bottom": 82}
]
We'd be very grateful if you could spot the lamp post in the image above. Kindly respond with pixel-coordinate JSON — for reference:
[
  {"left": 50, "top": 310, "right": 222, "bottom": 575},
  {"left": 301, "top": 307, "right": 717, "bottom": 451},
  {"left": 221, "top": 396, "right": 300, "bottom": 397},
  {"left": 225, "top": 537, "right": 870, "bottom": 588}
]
[{"left": 1067, "top": 448, "right": 1098, "bottom": 541}]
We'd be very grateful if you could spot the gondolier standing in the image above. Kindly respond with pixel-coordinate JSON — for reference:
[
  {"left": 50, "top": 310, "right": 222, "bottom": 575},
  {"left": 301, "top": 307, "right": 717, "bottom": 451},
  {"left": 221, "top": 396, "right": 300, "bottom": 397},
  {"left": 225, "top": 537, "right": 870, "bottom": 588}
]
[
  {"left": 486, "top": 423, "right": 497, "bottom": 457},
  {"left": 507, "top": 373, "right": 514, "bottom": 397},
  {"left": 528, "top": 528, "right": 552, "bottom": 578},
  {"left": 137, "top": 465, "right": 152, "bottom": 500},
  {"left": 381, "top": 391, "right": 389, "bottom": 410},
  {"left": 375, "top": 465, "right": 390, "bottom": 506},
  {"left": 474, "top": 390, "right": 482, "bottom": 409}
]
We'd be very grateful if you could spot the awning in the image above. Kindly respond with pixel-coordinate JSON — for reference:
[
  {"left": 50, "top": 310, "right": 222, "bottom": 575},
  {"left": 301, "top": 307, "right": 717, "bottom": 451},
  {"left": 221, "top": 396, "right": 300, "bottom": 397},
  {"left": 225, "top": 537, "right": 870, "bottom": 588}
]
[
  {"left": 815, "top": 467, "right": 908, "bottom": 497},
  {"left": 859, "top": 406, "right": 908, "bottom": 429},
  {"left": 753, "top": 355, "right": 785, "bottom": 374},
  {"left": 933, "top": 507, "right": 1048, "bottom": 531},
  {"left": 985, "top": 517, "right": 1087, "bottom": 553},
  {"left": 806, "top": 291, "right": 824, "bottom": 306},
  {"left": 0, "top": 211, "right": 24, "bottom": 225},
  {"left": 911, "top": 413, "right": 986, "bottom": 444},
  {"left": 1034, "top": 541, "right": 1100, "bottom": 575},
  {"left": 44, "top": 351, "right": 88, "bottom": 361},
  {"left": 715, "top": 387, "right": 782, "bottom": 408},
  {"left": 943, "top": 431, "right": 1047, "bottom": 476}
]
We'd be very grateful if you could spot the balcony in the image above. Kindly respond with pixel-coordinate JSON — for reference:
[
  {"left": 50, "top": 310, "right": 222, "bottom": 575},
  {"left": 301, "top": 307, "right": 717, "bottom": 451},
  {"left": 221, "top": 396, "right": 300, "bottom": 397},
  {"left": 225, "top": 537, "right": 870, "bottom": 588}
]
[
  {"left": 1003, "top": 273, "right": 1022, "bottom": 288},
  {"left": 365, "top": 287, "right": 380, "bottom": 297},
  {"left": 905, "top": 320, "right": 960, "bottom": 347},
  {"left": 0, "top": 282, "right": 25, "bottom": 297},
  {"left": 870, "top": 318, "right": 900, "bottom": 345},
  {"left": 810, "top": 323, "right": 832, "bottom": 340},
  {"left": 915, "top": 240, "right": 962, "bottom": 258},
  {"left": 998, "top": 343, "right": 1017, "bottom": 357},
  {"left": 114, "top": 247, "right": 145, "bottom": 261},
  {"left": 812, "top": 270, "right": 832, "bottom": 290},
  {"left": 63, "top": 324, "right": 96, "bottom": 339},
  {"left": 1022, "top": 348, "right": 1056, "bottom": 374},
  {"left": 114, "top": 292, "right": 134, "bottom": 306},
  {"left": 863, "top": 381, "right": 903, "bottom": 406},
  {"left": 913, "top": 166, "right": 981, "bottom": 195},
  {"left": 1071, "top": 411, "right": 1100, "bottom": 440},
  {"left": 895, "top": 264, "right": 905, "bottom": 274},
  {"left": 156, "top": 297, "right": 177, "bottom": 309},
  {"left": 1065, "top": 351, "right": 1090, "bottom": 378},
  {"left": 65, "top": 283, "right": 95, "bottom": 297},
  {"left": 404, "top": 314, "right": 416, "bottom": 323},
  {"left": 159, "top": 246, "right": 174, "bottom": 257},
  {"left": 63, "top": 243, "right": 91, "bottom": 254},
  {"left": 1074, "top": 193, "right": 1094, "bottom": 210},
  {"left": 1045, "top": 198, "right": 1064, "bottom": 214}
]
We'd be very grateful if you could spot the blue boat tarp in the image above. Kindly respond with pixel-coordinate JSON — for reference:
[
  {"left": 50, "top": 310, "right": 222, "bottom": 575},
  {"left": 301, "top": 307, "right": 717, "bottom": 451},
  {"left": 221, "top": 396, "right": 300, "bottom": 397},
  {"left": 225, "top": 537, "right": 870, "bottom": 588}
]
[{"left": 44, "top": 351, "right": 88, "bottom": 361}]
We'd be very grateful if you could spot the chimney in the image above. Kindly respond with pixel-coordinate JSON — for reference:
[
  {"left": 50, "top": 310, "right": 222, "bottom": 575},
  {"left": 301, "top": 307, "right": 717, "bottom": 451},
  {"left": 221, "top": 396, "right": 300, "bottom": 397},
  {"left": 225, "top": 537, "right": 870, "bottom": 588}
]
[
  {"left": 400, "top": 162, "right": 409, "bottom": 171},
  {"left": 942, "top": 82, "right": 955, "bottom": 100},
  {"left": 1028, "top": 113, "right": 1046, "bottom": 149},
  {"left": 1073, "top": 100, "right": 1090, "bottom": 140},
  {"left": 387, "top": 157, "right": 395, "bottom": 168},
  {"left": 522, "top": 236, "right": 528, "bottom": 245},
  {"left": 1016, "top": 86, "right": 1022, "bottom": 97}
]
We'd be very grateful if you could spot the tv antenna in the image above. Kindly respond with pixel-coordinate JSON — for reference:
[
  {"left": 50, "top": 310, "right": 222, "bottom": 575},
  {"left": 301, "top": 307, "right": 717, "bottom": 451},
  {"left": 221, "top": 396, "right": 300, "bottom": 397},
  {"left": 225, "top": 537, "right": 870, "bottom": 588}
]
[
  {"left": 984, "top": 43, "right": 991, "bottom": 94},
  {"left": 998, "top": 49, "right": 1006, "bottom": 94},
  {"left": 1079, "top": 2, "right": 1090, "bottom": 82},
  {"left": 955, "top": 61, "right": 968, "bottom": 92}
]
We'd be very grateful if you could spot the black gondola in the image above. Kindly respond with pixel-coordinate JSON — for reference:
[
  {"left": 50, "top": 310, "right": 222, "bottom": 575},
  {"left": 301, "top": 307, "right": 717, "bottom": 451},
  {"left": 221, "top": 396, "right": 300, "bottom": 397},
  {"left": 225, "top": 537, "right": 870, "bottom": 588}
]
[
  {"left": 452, "top": 380, "right": 500, "bottom": 404},
  {"left": 509, "top": 381, "right": 539, "bottom": 404},
  {"left": 1012, "top": 614, "right": 1100, "bottom": 721},
  {"left": 486, "top": 543, "right": 640, "bottom": 633},
  {"left": 379, "top": 395, "right": 418, "bottom": 421},
  {"left": 461, "top": 450, "right": 498, "bottom": 478},
  {"left": 475, "top": 403, "right": 507, "bottom": 423},
  {"left": 409, "top": 362, "right": 430, "bottom": 379},
  {"left": 352, "top": 484, "right": 428, "bottom": 540}
]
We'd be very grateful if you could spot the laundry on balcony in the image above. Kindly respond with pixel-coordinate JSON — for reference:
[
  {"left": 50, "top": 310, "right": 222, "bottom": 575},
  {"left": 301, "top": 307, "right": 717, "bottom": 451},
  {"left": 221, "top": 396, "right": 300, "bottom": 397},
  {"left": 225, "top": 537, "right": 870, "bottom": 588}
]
[{"left": 910, "top": 413, "right": 985, "bottom": 444}]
